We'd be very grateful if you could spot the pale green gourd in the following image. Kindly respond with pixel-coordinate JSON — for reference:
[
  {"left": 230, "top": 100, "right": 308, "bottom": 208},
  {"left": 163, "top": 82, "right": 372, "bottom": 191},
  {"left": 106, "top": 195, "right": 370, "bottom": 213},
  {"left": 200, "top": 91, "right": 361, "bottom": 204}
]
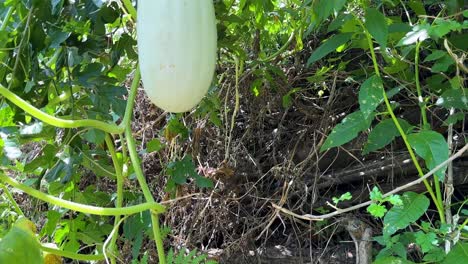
[{"left": 137, "top": 0, "right": 217, "bottom": 113}]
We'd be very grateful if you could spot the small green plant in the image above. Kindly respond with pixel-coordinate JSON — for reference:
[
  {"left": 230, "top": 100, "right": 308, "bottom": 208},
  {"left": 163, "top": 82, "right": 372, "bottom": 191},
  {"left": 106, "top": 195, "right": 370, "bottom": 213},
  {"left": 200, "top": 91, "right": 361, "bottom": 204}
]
[
  {"left": 367, "top": 187, "right": 402, "bottom": 218},
  {"left": 166, "top": 248, "right": 217, "bottom": 264},
  {"left": 332, "top": 191, "right": 352, "bottom": 205}
]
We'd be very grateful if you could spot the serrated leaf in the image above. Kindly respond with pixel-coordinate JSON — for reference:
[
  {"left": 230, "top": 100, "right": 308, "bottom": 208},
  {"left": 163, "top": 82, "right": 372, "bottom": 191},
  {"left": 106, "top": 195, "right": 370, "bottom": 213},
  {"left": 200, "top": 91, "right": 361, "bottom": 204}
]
[
  {"left": 370, "top": 186, "right": 383, "bottom": 201},
  {"left": 443, "top": 243, "right": 468, "bottom": 264},
  {"left": 415, "top": 231, "right": 437, "bottom": 253},
  {"left": 408, "top": 131, "right": 449, "bottom": 180},
  {"left": 167, "top": 156, "right": 213, "bottom": 188},
  {"left": 307, "top": 33, "right": 353, "bottom": 66},
  {"left": 436, "top": 88, "right": 468, "bottom": 110},
  {"left": 367, "top": 203, "right": 387, "bottom": 218},
  {"left": 384, "top": 192, "right": 430, "bottom": 236},
  {"left": 365, "top": 8, "right": 388, "bottom": 48},
  {"left": 359, "top": 75, "right": 384, "bottom": 119},
  {"left": 320, "top": 110, "right": 373, "bottom": 152},
  {"left": 363, "top": 118, "right": 413, "bottom": 154},
  {"left": 387, "top": 195, "right": 403, "bottom": 206}
]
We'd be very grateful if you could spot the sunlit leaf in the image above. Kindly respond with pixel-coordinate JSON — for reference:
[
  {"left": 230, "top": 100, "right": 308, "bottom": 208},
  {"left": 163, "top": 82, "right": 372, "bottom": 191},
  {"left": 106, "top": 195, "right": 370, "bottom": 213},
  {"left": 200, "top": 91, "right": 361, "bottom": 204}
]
[
  {"left": 359, "top": 75, "right": 384, "bottom": 119},
  {"left": 307, "top": 33, "right": 353, "bottom": 66}
]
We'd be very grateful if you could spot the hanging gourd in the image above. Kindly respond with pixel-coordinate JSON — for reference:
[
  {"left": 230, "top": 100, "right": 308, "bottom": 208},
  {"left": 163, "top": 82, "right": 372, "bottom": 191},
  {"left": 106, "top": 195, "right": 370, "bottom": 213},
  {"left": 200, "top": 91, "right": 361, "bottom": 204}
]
[{"left": 137, "top": 0, "right": 217, "bottom": 113}]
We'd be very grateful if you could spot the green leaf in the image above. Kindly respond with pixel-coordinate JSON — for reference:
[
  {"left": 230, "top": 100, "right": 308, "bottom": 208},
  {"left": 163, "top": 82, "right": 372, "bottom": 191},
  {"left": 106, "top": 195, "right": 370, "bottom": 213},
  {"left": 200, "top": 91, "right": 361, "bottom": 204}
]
[
  {"left": 0, "top": 218, "right": 44, "bottom": 264},
  {"left": 408, "top": 131, "right": 449, "bottom": 180},
  {"left": 436, "top": 88, "right": 468, "bottom": 110},
  {"left": 147, "top": 139, "right": 163, "bottom": 153},
  {"left": 166, "top": 156, "right": 213, "bottom": 188},
  {"left": 415, "top": 231, "right": 438, "bottom": 253},
  {"left": 315, "top": 0, "right": 347, "bottom": 22},
  {"left": 307, "top": 33, "right": 353, "bottom": 67},
  {"left": 359, "top": 75, "right": 384, "bottom": 119},
  {"left": 424, "top": 50, "right": 447, "bottom": 62},
  {"left": 365, "top": 8, "right": 388, "bottom": 48},
  {"left": 370, "top": 186, "right": 383, "bottom": 201},
  {"left": 408, "top": 0, "right": 426, "bottom": 15},
  {"left": 431, "top": 54, "right": 455, "bottom": 72},
  {"left": 332, "top": 192, "right": 352, "bottom": 204},
  {"left": 82, "top": 129, "right": 105, "bottom": 145},
  {"left": 423, "top": 247, "right": 445, "bottom": 262},
  {"left": 363, "top": 118, "right": 413, "bottom": 154},
  {"left": 384, "top": 192, "right": 430, "bottom": 236},
  {"left": 443, "top": 243, "right": 468, "bottom": 264},
  {"left": 386, "top": 195, "right": 403, "bottom": 206},
  {"left": 44, "top": 210, "right": 62, "bottom": 236},
  {"left": 320, "top": 110, "right": 373, "bottom": 152},
  {"left": 374, "top": 257, "right": 415, "bottom": 264},
  {"left": 0, "top": 104, "right": 15, "bottom": 127},
  {"left": 367, "top": 203, "right": 387, "bottom": 218}
]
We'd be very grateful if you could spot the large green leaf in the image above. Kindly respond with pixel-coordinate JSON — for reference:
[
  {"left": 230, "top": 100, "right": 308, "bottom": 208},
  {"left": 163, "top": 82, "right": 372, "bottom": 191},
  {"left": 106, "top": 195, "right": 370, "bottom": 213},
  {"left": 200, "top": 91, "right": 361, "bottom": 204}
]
[
  {"left": 321, "top": 110, "right": 373, "bottom": 152},
  {"left": 384, "top": 192, "right": 430, "bottom": 236},
  {"left": 443, "top": 243, "right": 468, "bottom": 264},
  {"left": 374, "top": 257, "right": 416, "bottom": 264},
  {"left": 363, "top": 118, "right": 413, "bottom": 155},
  {"left": 307, "top": 33, "right": 353, "bottom": 66},
  {"left": 365, "top": 8, "right": 388, "bottom": 48},
  {"left": 0, "top": 218, "right": 44, "bottom": 264},
  {"left": 408, "top": 131, "right": 449, "bottom": 180},
  {"left": 359, "top": 75, "right": 384, "bottom": 119},
  {"left": 315, "top": 0, "right": 347, "bottom": 22},
  {"left": 436, "top": 88, "right": 468, "bottom": 110}
]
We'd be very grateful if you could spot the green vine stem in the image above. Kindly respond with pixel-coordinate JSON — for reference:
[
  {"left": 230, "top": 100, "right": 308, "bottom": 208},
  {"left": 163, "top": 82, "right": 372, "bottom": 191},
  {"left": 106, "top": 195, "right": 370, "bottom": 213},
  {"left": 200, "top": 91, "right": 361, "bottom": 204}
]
[
  {"left": 0, "top": 173, "right": 165, "bottom": 216},
  {"left": 414, "top": 41, "right": 429, "bottom": 130},
  {"left": 358, "top": 19, "right": 446, "bottom": 223},
  {"left": 125, "top": 123, "right": 166, "bottom": 264},
  {"left": 0, "top": 6, "right": 14, "bottom": 31},
  {"left": 0, "top": 183, "right": 25, "bottom": 216},
  {"left": 105, "top": 134, "right": 124, "bottom": 264},
  {"left": 0, "top": 66, "right": 141, "bottom": 135},
  {"left": 41, "top": 245, "right": 105, "bottom": 262}
]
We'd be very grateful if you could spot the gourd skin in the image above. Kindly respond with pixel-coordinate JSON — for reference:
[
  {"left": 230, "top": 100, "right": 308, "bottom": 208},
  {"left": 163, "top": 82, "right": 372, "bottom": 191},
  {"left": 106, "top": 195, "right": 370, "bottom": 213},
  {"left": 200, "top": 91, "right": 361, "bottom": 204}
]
[{"left": 137, "top": 0, "right": 217, "bottom": 113}]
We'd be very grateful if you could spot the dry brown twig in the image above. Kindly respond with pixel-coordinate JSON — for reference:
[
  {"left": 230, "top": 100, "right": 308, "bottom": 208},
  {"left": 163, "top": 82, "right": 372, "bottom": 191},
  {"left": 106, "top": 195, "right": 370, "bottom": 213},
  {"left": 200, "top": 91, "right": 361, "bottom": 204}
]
[{"left": 272, "top": 143, "right": 468, "bottom": 221}]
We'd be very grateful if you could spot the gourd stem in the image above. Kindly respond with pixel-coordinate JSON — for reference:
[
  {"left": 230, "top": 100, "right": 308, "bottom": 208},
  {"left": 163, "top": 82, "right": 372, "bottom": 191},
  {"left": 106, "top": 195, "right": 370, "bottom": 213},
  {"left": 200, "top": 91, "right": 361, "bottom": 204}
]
[
  {"left": 105, "top": 134, "right": 124, "bottom": 264},
  {"left": 0, "top": 68, "right": 141, "bottom": 135},
  {"left": 0, "top": 7, "right": 14, "bottom": 31},
  {"left": 41, "top": 245, "right": 105, "bottom": 261},
  {"left": 125, "top": 123, "right": 166, "bottom": 264},
  {"left": 0, "top": 173, "right": 165, "bottom": 216}
]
